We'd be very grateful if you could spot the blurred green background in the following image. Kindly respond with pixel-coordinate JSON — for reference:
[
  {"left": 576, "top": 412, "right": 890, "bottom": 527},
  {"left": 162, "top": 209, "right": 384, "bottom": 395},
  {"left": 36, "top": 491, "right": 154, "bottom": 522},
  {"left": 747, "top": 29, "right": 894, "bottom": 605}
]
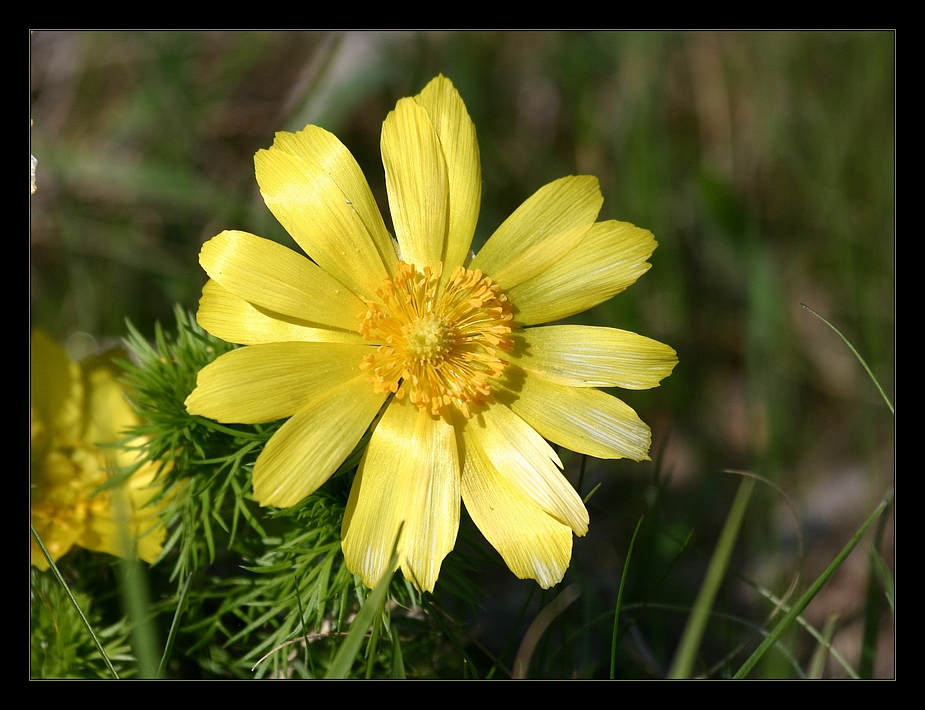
[{"left": 30, "top": 31, "right": 894, "bottom": 677}]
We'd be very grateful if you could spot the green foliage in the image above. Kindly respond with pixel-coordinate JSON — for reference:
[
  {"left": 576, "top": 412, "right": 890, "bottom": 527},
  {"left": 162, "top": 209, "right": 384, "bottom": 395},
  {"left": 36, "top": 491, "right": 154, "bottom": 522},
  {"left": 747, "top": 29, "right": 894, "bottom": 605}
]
[
  {"left": 31, "top": 568, "right": 135, "bottom": 679},
  {"left": 121, "top": 307, "right": 263, "bottom": 579}
]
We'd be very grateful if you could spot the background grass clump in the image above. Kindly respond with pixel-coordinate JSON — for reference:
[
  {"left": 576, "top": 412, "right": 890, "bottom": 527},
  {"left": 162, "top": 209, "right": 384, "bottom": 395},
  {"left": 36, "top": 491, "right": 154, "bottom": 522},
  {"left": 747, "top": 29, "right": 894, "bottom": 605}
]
[{"left": 31, "top": 31, "right": 893, "bottom": 678}]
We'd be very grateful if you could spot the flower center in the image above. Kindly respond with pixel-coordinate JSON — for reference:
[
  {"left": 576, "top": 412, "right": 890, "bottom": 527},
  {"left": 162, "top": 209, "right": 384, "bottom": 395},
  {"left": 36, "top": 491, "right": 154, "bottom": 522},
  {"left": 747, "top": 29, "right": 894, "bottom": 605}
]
[
  {"left": 359, "top": 261, "right": 513, "bottom": 417},
  {"left": 408, "top": 315, "right": 451, "bottom": 360}
]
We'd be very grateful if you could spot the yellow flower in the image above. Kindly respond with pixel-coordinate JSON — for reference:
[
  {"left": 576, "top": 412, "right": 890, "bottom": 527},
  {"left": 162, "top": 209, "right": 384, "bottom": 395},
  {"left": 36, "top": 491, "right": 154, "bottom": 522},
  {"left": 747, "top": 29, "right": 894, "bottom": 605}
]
[
  {"left": 185, "top": 76, "right": 676, "bottom": 591},
  {"left": 31, "top": 330, "right": 167, "bottom": 570}
]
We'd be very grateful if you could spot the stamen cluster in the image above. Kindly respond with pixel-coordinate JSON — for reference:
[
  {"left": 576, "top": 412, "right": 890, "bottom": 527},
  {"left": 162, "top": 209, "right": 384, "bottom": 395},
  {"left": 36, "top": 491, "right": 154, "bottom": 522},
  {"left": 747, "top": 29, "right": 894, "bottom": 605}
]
[{"left": 359, "top": 261, "right": 513, "bottom": 416}]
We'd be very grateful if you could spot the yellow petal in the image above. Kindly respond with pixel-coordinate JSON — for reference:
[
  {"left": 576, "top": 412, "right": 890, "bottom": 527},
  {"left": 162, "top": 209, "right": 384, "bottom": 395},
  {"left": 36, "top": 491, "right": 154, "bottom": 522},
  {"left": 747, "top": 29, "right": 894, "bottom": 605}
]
[
  {"left": 123, "top": 461, "right": 169, "bottom": 563},
  {"left": 470, "top": 176, "right": 602, "bottom": 290},
  {"left": 498, "top": 368, "right": 652, "bottom": 461},
  {"left": 267, "top": 125, "right": 395, "bottom": 274},
  {"left": 414, "top": 75, "right": 481, "bottom": 275},
  {"left": 464, "top": 402, "right": 588, "bottom": 535},
  {"left": 82, "top": 355, "right": 138, "bottom": 444},
  {"left": 136, "top": 522, "right": 167, "bottom": 564},
  {"left": 461, "top": 426, "right": 573, "bottom": 589},
  {"left": 199, "top": 230, "right": 366, "bottom": 332},
  {"left": 197, "top": 280, "right": 365, "bottom": 345},
  {"left": 381, "top": 97, "right": 448, "bottom": 269},
  {"left": 341, "top": 399, "right": 459, "bottom": 592},
  {"left": 511, "top": 325, "right": 678, "bottom": 389},
  {"left": 185, "top": 342, "right": 372, "bottom": 424},
  {"left": 74, "top": 460, "right": 167, "bottom": 564},
  {"left": 31, "top": 330, "right": 82, "bottom": 440},
  {"left": 252, "top": 374, "right": 387, "bottom": 507},
  {"left": 31, "top": 509, "right": 80, "bottom": 570},
  {"left": 255, "top": 136, "right": 391, "bottom": 299},
  {"left": 507, "top": 220, "right": 656, "bottom": 325}
]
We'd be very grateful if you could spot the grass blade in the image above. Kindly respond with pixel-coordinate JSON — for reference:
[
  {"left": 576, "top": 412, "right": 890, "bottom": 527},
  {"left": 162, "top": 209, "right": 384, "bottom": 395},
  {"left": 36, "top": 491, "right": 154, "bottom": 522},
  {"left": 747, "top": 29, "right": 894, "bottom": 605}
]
[
  {"left": 389, "top": 623, "right": 406, "bottom": 678},
  {"left": 611, "top": 515, "right": 644, "bottom": 679},
  {"left": 807, "top": 615, "right": 839, "bottom": 679},
  {"left": 753, "top": 586, "right": 859, "bottom": 679},
  {"left": 31, "top": 524, "right": 120, "bottom": 680},
  {"left": 733, "top": 493, "right": 891, "bottom": 679},
  {"left": 872, "top": 550, "right": 895, "bottom": 612},
  {"left": 801, "top": 304, "right": 894, "bottom": 414},
  {"left": 157, "top": 574, "right": 192, "bottom": 678},
  {"left": 669, "top": 476, "right": 755, "bottom": 678},
  {"left": 512, "top": 585, "right": 581, "bottom": 679},
  {"left": 859, "top": 495, "right": 894, "bottom": 677},
  {"left": 324, "top": 526, "right": 401, "bottom": 679}
]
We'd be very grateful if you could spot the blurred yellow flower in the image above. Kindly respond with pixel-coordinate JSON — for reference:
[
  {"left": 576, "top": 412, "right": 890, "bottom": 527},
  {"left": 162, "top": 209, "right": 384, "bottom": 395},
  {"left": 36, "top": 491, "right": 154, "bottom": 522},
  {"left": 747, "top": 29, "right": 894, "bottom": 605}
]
[
  {"left": 186, "top": 75, "right": 676, "bottom": 591},
  {"left": 31, "top": 330, "right": 167, "bottom": 570}
]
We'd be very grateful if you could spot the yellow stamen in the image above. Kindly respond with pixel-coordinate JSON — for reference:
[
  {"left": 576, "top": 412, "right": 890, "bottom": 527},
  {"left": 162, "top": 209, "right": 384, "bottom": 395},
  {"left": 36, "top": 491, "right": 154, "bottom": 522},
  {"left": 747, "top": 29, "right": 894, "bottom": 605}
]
[{"left": 360, "top": 261, "right": 513, "bottom": 416}]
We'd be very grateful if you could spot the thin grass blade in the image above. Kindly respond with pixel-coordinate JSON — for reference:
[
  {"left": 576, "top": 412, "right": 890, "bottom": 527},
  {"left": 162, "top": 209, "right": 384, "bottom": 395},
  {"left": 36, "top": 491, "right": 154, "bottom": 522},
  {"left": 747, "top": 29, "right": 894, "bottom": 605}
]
[
  {"left": 801, "top": 304, "right": 894, "bottom": 414},
  {"left": 512, "top": 585, "right": 580, "bottom": 679},
  {"left": 859, "top": 497, "right": 894, "bottom": 678},
  {"left": 872, "top": 550, "right": 894, "bottom": 612},
  {"left": 733, "top": 493, "right": 890, "bottom": 679},
  {"left": 31, "top": 524, "right": 120, "bottom": 679},
  {"left": 753, "top": 586, "right": 858, "bottom": 678},
  {"left": 611, "top": 515, "right": 644, "bottom": 679},
  {"left": 808, "top": 615, "right": 839, "bottom": 679},
  {"left": 157, "top": 574, "right": 193, "bottom": 678},
  {"left": 389, "top": 623, "right": 406, "bottom": 678},
  {"left": 669, "top": 476, "right": 755, "bottom": 678},
  {"left": 324, "top": 525, "right": 402, "bottom": 679}
]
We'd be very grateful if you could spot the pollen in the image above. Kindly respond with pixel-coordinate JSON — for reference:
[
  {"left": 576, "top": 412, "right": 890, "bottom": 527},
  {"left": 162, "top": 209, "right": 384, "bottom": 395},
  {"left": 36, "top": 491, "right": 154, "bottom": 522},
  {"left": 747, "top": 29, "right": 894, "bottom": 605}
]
[{"left": 359, "top": 261, "right": 514, "bottom": 417}]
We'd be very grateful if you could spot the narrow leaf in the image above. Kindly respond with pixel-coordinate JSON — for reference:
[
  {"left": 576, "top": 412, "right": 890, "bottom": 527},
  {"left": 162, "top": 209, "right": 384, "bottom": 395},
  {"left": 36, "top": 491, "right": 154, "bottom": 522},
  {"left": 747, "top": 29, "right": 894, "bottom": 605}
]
[
  {"left": 734, "top": 494, "right": 890, "bottom": 679},
  {"left": 324, "top": 525, "right": 402, "bottom": 679},
  {"left": 31, "top": 525, "right": 120, "bottom": 680},
  {"left": 669, "top": 476, "right": 755, "bottom": 678}
]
